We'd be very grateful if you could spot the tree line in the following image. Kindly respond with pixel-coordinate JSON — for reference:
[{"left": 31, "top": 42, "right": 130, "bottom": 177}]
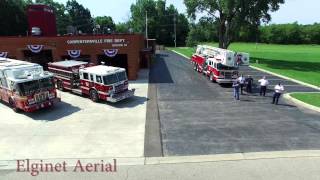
[
  {"left": 186, "top": 21, "right": 320, "bottom": 46},
  {"left": 259, "top": 23, "right": 320, "bottom": 44},
  {"left": 184, "top": 0, "right": 285, "bottom": 49}
]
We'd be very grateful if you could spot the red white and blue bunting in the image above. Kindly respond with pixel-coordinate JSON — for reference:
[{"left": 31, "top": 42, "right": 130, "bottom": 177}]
[
  {"left": 103, "top": 49, "right": 118, "bottom": 57},
  {"left": 27, "top": 45, "right": 44, "bottom": 53},
  {"left": 67, "top": 50, "right": 81, "bottom": 58},
  {"left": 0, "top": 52, "right": 8, "bottom": 58}
]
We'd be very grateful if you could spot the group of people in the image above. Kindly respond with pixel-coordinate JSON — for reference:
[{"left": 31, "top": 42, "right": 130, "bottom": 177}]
[{"left": 232, "top": 75, "right": 285, "bottom": 105}]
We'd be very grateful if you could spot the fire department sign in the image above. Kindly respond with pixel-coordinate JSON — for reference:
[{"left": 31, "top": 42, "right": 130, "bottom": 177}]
[{"left": 66, "top": 39, "right": 128, "bottom": 47}]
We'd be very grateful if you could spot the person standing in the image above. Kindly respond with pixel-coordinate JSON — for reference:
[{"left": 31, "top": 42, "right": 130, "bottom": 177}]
[
  {"left": 258, "top": 76, "right": 269, "bottom": 96},
  {"left": 235, "top": 53, "right": 242, "bottom": 67},
  {"left": 232, "top": 80, "right": 240, "bottom": 100},
  {"left": 238, "top": 74, "right": 245, "bottom": 95},
  {"left": 272, "top": 82, "right": 285, "bottom": 105},
  {"left": 245, "top": 75, "right": 254, "bottom": 93}
]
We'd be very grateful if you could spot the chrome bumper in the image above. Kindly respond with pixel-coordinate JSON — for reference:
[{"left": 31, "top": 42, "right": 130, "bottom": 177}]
[
  {"left": 108, "top": 89, "right": 135, "bottom": 103},
  {"left": 216, "top": 78, "right": 236, "bottom": 84}
]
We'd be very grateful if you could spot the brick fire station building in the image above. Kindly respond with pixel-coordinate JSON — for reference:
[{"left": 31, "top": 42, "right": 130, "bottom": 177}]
[
  {"left": 0, "top": 4, "right": 152, "bottom": 80},
  {"left": 0, "top": 35, "right": 151, "bottom": 80}
]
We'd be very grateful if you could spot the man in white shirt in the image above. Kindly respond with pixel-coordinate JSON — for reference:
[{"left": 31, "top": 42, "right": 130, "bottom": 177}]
[
  {"left": 272, "top": 82, "right": 285, "bottom": 105},
  {"left": 237, "top": 74, "right": 246, "bottom": 94},
  {"left": 258, "top": 76, "right": 269, "bottom": 96}
]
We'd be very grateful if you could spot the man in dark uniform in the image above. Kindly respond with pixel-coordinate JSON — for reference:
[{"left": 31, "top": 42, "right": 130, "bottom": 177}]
[{"left": 245, "top": 75, "right": 254, "bottom": 93}]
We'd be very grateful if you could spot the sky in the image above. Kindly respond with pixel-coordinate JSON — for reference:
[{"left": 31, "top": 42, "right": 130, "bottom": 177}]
[{"left": 54, "top": 0, "right": 320, "bottom": 25}]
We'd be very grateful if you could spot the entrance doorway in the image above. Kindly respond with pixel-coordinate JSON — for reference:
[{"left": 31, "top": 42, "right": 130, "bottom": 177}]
[
  {"left": 97, "top": 54, "right": 128, "bottom": 74},
  {"left": 23, "top": 50, "right": 53, "bottom": 70}
]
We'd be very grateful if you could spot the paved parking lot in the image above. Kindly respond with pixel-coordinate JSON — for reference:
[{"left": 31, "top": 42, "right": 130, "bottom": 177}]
[
  {"left": 0, "top": 70, "right": 148, "bottom": 160},
  {"left": 150, "top": 51, "right": 320, "bottom": 156}
]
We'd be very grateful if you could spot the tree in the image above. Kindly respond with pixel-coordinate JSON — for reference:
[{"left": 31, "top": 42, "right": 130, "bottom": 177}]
[
  {"left": 186, "top": 17, "right": 218, "bottom": 46},
  {"left": 129, "top": 0, "right": 189, "bottom": 46},
  {"left": 35, "top": 0, "right": 71, "bottom": 35},
  {"left": 184, "top": 0, "right": 285, "bottom": 49},
  {"left": 66, "top": 0, "right": 93, "bottom": 34},
  {"left": 130, "top": 0, "right": 157, "bottom": 35},
  {"left": 95, "top": 16, "right": 116, "bottom": 34},
  {"left": 0, "top": 0, "right": 29, "bottom": 36},
  {"left": 115, "top": 22, "right": 131, "bottom": 33}
]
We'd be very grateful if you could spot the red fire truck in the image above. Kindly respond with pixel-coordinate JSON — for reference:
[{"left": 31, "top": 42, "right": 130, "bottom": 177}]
[
  {"left": 48, "top": 60, "right": 135, "bottom": 102},
  {"left": 0, "top": 58, "right": 60, "bottom": 112},
  {"left": 191, "top": 45, "right": 240, "bottom": 84}
]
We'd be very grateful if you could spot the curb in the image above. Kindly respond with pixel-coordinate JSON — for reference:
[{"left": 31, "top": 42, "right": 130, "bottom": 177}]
[
  {"left": 2, "top": 150, "right": 320, "bottom": 170},
  {"left": 283, "top": 93, "right": 320, "bottom": 113},
  {"left": 250, "top": 65, "right": 320, "bottom": 91},
  {"left": 146, "top": 150, "right": 320, "bottom": 165}
]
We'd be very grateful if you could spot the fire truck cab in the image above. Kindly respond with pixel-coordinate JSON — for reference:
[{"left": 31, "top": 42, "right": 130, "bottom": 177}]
[
  {"left": 0, "top": 58, "right": 60, "bottom": 112},
  {"left": 203, "top": 58, "right": 239, "bottom": 83},
  {"left": 48, "top": 60, "right": 135, "bottom": 103}
]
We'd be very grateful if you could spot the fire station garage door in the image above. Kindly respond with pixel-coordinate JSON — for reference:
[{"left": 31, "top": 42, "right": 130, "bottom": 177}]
[
  {"left": 23, "top": 50, "right": 53, "bottom": 70},
  {"left": 97, "top": 54, "right": 129, "bottom": 74},
  {"left": 61, "top": 55, "right": 91, "bottom": 63}
]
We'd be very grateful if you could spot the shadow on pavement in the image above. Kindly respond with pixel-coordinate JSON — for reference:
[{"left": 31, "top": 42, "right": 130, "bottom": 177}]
[
  {"left": 276, "top": 103, "right": 297, "bottom": 108},
  {"left": 149, "top": 54, "right": 174, "bottom": 84},
  {"left": 157, "top": 53, "right": 169, "bottom": 57},
  {"left": 103, "top": 95, "right": 148, "bottom": 108},
  {"left": 25, "top": 101, "right": 81, "bottom": 121}
]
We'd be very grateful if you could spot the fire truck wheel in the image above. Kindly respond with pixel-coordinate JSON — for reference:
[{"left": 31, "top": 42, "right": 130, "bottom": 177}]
[
  {"left": 193, "top": 64, "right": 197, "bottom": 70},
  {"left": 9, "top": 98, "right": 19, "bottom": 112},
  {"left": 90, "top": 89, "right": 99, "bottom": 102},
  {"left": 57, "top": 80, "right": 64, "bottom": 91}
]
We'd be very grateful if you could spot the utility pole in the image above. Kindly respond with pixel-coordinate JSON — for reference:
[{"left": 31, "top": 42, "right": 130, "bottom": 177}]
[
  {"left": 174, "top": 13, "right": 177, "bottom": 47},
  {"left": 145, "top": 11, "right": 149, "bottom": 48}
]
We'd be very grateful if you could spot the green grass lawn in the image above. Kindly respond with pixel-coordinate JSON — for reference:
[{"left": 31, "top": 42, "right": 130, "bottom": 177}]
[
  {"left": 168, "top": 43, "right": 320, "bottom": 87},
  {"left": 290, "top": 93, "right": 320, "bottom": 108},
  {"left": 169, "top": 47, "right": 195, "bottom": 58}
]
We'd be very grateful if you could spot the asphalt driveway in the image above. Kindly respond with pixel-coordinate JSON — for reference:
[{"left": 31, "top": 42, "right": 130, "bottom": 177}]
[{"left": 148, "top": 51, "right": 320, "bottom": 156}]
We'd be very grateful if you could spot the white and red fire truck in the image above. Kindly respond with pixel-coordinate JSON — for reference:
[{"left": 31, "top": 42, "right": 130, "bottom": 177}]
[
  {"left": 48, "top": 60, "right": 135, "bottom": 102},
  {"left": 0, "top": 58, "right": 60, "bottom": 112},
  {"left": 192, "top": 45, "right": 244, "bottom": 84}
]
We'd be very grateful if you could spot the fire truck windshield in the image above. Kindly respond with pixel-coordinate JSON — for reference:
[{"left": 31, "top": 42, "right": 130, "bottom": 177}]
[
  {"left": 117, "top": 71, "right": 127, "bottom": 81},
  {"left": 216, "top": 63, "right": 237, "bottom": 70},
  {"left": 15, "top": 77, "right": 54, "bottom": 96},
  {"left": 103, "top": 71, "right": 127, "bottom": 85}
]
